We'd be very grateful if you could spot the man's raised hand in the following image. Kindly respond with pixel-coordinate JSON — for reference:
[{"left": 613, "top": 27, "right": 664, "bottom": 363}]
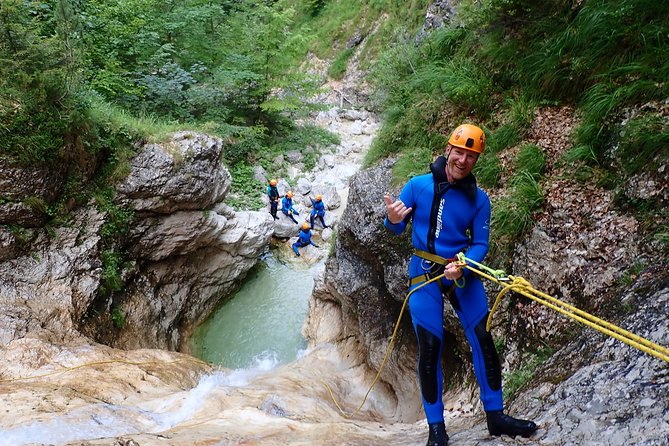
[{"left": 384, "top": 195, "right": 412, "bottom": 224}]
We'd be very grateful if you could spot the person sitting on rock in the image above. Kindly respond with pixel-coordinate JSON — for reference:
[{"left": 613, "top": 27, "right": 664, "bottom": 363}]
[
  {"left": 267, "top": 179, "right": 280, "bottom": 220},
  {"left": 292, "top": 222, "right": 318, "bottom": 257},
  {"left": 281, "top": 191, "right": 299, "bottom": 224},
  {"left": 309, "top": 194, "right": 328, "bottom": 228}
]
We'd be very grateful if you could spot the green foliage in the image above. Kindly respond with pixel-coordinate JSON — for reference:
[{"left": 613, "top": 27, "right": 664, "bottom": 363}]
[
  {"left": 224, "top": 125, "right": 267, "bottom": 166},
  {"left": 78, "top": 0, "right": 321, "bottom": 127},
  {"left": 110, "top": 306, "right": 126, "bottom": 328},
  {"left": 305, "top": 0, "right": 328, "bottom": 17},
  {"left": 363, "top": 98, "right": 447, "bottom": 169},
  {"left": 328, "top": 47, "right": 355, "bottom": 80},
  {"left": 617, "top": 260, "right": 647, "bottom": 288},
  {"left": 391, "top": 146, "right": 432, "bottom": 186},
  {"left": 487, "top": 124, "right": 520, "bottom": 155},
  {"left": 515, "top": 143, "right": 545, "bottom": 179},
  {"left": 474, "top": 152, "right": 501, "bottom": 189},
  {"left": 7, "top": 224, "right": 31, "bottom": 245},
  {"left": 366, "top": 20, "right": 495, "bottom": 172},
  {"left": 94, "top": 187, "right": 133, "bottom": 297},
  {"left": 95, "top": 188, "right": 133, "bottom": 240},
  {"left": 372, "top": 0, "right": 669, "bottom": 187},
  {"left": 100, "top": 249, "right": 125, "bottom": 296},
  {"left": 614, "top": 113, "right": 669, "bottom": 175},
  {"left": 0, "top": 0, "right": 84, "bottom": 164},
  {"left": 227, "top": 162, "right": 264, "bottom": 211},
  {"left": 503, "top": 344, "right": 554, "bottom": 400},
  {"left": 264, "top": 122, "right": 340, "bottom": 170},
  {"left": 418, "top": 58, "right": 494, "bottom": 115},
  {"left": 489, "top": 146, "right": 546, "bottom": 260}
]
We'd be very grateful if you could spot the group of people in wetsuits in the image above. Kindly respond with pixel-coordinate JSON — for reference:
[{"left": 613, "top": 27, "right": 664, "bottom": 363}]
[{"left": 266, "top": 179, "right": 328, "bottom": 256}]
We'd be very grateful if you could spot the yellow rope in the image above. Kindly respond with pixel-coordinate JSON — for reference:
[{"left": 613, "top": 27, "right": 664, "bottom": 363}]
[
  {"left": 321, "top": 272, "right": 446, "bottom": 418},
  {"left": 458, "top": 259, "right": 669, "bottom": 364},
  {"left": 0, "top": 356, "right": 211, "bottom": 384}
]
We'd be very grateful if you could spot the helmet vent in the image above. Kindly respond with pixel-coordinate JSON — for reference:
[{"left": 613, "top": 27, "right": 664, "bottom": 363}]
[{"left": 465, "top": 138, "right": 475, "bottom": 148}]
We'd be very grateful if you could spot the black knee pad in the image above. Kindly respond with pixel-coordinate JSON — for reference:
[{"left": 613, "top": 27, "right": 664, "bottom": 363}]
[
  {"left": 473, "top": 315, "right": 502, "bottom": 391},
  {"left": 416, "top": 325, "right": 442, "bottom": 404}
]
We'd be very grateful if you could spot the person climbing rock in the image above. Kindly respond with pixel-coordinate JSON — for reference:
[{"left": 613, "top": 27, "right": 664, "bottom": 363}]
[
  {"left": 383, "top": 124, "right": 538, "bottom": 446},
  {"left": 309, "top": 194, "right": 328, "bottom": 229},
  {"left": 267, "top": 179, "right": 280, "bottom": 220},
  {"left": 281, "top": 191, "right": 300, "bottom": 224},
  {"left": 292, "top": 222, "right": 318, "bottom": 256}
]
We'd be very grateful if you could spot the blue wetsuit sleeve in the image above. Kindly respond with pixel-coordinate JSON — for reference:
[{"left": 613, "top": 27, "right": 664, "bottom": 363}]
[
  {"left": 462, "top": 191, "right": 491, "bottom": 275},
  {"left": 384, "top": 179, "right": 415, "bottom": 235}
]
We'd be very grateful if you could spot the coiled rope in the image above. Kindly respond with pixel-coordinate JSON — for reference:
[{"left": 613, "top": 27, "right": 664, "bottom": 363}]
[{"left": 456, "top": 252, "right": 669, "bottom": 364}]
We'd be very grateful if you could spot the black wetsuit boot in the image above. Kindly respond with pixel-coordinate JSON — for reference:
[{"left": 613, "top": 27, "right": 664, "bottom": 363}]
[
  {"left": 426, "top": 422, "right": 449, "bottom": 446},
  {"left": 486, "top": 411, "right": 537, "bottom": 438}
]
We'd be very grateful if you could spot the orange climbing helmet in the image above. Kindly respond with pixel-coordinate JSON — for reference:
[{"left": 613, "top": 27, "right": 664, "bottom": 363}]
[
  {"left": 286, "top": 191, "right": 294, "bottom": 198},
  {"left": 269, "top": 179, "right": 278, "bottom": 186},
  {"left": 448, "top": 124, "right": 485, "bottom": 154},
  {"left": 302, "top": 222, "right": 310, "bottom": 230},
  {"left": 315, "top": 194, "right": 322, "bottom": 201}
]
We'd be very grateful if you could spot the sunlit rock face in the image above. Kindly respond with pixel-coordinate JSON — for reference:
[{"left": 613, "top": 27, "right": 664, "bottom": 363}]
[
  {"left": 0, "top": 131, "right": 272, "bottom": 352},
  {"left": 0, "top": 157, "right": 69, "bottom": 227},
  {"left": 116, "top": 132, "right": 232, "bottom": 214},
  {"left": 80, "top": 131, "right": 274, "bottom": 350},
  {"left": 0, "top": 205, "right": 106, "bottom": 346}
]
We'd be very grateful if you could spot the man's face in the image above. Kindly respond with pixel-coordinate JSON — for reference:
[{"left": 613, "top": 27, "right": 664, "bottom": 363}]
[{"left": 446, "top": 145, "right": 479, "bottom": 181}]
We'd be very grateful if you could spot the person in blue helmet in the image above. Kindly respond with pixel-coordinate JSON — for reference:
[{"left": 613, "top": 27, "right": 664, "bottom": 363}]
[
  {"left": 293, "top": 222, "right": 318, "bottom": 256},
  {"left": 383, "top": 124, "right": 537, "bottom": 446},
  {"left": 267, "top": 179, "right": 280, "bottom": 220},
  {"left": 309, "top": 194, "right": 328, "bottom": 228},
  {"left": 281, "top": 190, "right": 300, "bottom": 224}
]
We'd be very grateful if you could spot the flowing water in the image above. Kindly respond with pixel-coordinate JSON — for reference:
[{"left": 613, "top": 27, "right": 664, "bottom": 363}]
[{"left": 190, "top": 250, "right": 317, "bottom": 369}]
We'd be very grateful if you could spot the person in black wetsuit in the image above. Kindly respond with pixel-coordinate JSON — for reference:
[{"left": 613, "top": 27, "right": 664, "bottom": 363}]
[{"left": 267, "top": 179, "right": 280, "bottom": 220}]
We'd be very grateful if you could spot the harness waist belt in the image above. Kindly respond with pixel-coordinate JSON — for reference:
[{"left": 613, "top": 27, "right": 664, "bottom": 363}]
[
  {"left": 414, "top": 249, "right": 452, "bottom": 265},
  {"left": 408, "top": 250, "right": 451, "bottom": 287},
  {"left": 409, "top": 274, "right": 431, "bottom": 287}
]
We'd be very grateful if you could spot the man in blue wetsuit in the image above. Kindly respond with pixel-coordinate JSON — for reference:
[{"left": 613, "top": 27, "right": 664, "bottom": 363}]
[
  {"left": 383, "top": 124, "right": 537, "bottom": 446},
  {"left": 309, "top": 194, "right": 328, "bottom": 228},
  {"left": 281, "top": 191, "right": 300, "bottom": 224},
  {"left": 293, "top": 222, "right": 318, "bottom": 256}
]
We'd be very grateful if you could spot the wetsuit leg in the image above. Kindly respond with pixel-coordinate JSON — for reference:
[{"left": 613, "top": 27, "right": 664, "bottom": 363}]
[
  {"left": 408, "top": 279, "right": 446, "bottom": 423},
  {"left": 449, "top": 276, "right": 503, "bottom": 411},
  {"left": 270, "top": 201, "right": 278, "bottom": 219},
  {"left": 310, "top": 212, "right": 315, "bottom": 227},
  {"left": 318, "top": 215, "right": 328, "bottom": 228},
  {"left": 292, "top": 242, "right": 300, "bottom": 256},
  {"left": 290, "top": 214, "right": 299, "bottom": 224}
]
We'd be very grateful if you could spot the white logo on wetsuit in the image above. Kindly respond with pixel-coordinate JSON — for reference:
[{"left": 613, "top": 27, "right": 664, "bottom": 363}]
[{"left": 435, "top": 197, "right": 445, "bottom": 239}]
